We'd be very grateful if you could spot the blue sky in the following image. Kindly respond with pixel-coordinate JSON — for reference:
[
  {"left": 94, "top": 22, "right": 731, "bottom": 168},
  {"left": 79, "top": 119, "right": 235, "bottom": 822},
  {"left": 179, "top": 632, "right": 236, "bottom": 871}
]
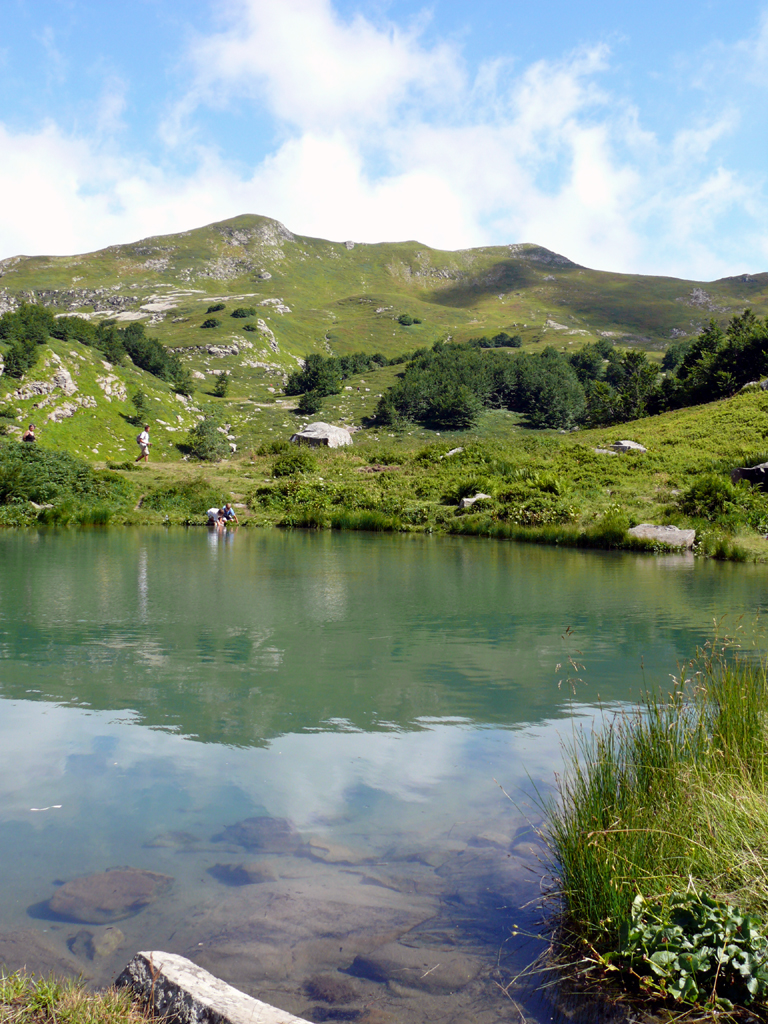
[{"left": 1, "top": 0, "right": 767, "bottom": 279}]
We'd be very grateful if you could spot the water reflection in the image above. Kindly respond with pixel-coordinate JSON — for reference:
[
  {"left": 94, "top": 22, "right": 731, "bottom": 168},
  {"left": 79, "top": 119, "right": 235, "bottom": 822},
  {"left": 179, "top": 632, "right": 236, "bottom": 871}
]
[{"left": 0, "top": 530, "right": 766, "bottom": 1022}]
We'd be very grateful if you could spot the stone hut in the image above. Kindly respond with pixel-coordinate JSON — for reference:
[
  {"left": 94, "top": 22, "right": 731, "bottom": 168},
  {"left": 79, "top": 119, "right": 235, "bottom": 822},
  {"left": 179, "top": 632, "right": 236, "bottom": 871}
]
[{"left": 290, "top": 422, "right": 353, "bottom": 448}]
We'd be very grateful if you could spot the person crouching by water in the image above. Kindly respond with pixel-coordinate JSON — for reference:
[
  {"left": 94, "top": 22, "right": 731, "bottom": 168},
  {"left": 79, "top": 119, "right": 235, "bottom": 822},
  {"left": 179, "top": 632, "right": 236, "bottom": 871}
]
[
  {"left": 135, "top": 424, "right": 151, "bottom": 463},
  {"left": 221, "top": 502, "right": 239, "bottom": 524},
  {"left": 207, "top": 506, "right": 225, "bottom": 528},
  {"left": 22, "top": 423, "right": 36, "bottom": 442}
]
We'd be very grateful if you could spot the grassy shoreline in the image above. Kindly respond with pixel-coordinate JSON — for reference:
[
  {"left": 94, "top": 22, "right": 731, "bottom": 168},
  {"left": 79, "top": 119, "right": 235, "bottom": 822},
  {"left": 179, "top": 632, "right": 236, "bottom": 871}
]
[
  {"left": 0, "top": 971, "right": 150, "bottom": 1024},
  {"left": 545, "top": 638, "right": 768, "bottom": 1015}
]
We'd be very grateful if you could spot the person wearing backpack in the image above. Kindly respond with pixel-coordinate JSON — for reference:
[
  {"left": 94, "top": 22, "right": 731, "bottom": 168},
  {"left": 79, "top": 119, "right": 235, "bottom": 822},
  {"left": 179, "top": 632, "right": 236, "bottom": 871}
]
[{"left": 135, "top": 424, "right": 151, "bottom": 463}]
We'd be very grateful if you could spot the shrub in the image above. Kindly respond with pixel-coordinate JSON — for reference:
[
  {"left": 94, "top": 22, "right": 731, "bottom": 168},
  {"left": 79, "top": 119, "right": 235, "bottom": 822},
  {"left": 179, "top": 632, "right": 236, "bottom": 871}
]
[
  {"left": 243, "top": 323, "right": 258, "bottom": 332},
  {"left": 231, "top": 307, "right": 256, "bottom": 318},
  {"left": 398, "top": 313, "right": 414, "bottom": 326},
  {"left": 272, "top": 446, "right": 317, "bottom": 478},
  {"left": 207, "top": 303, "right": 226, "bottom": 313},
  {"left": 184, "top": 416, "right": 229, "bottom": 461},
  {"left": 201, "top": 318, "right": 221, "bottom": 329},
  {"left": 142, "top": 478, "right": 228, "bottom": 515},
  {"left": 297, "top": 390, "right": 323, "bottom": 415},
  {"left": 212, "top": 372, "right": 230, "bottom": 397}
]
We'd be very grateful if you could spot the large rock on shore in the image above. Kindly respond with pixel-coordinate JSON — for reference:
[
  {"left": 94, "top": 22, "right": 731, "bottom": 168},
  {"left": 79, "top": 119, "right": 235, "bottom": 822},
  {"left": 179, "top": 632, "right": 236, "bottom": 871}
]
[
  {"left": 47, "top": 868, "right": 173, "bottom": 923},
  {"left": 290, "top": 423, "right": 352, "bottom": 448},
  {"left": 627, "top": 523, "right": 696, "bottom": 549}
]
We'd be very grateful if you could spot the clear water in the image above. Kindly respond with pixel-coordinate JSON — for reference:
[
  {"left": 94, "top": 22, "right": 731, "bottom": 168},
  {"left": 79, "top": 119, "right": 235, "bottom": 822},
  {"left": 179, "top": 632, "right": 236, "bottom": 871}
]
[{"left": 1, "top": 528, "right": 766, "bottom": 1024}]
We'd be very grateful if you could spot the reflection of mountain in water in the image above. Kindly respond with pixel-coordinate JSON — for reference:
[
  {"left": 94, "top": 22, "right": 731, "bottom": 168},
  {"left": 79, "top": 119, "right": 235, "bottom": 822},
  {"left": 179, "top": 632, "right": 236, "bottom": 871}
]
[{"left": 0, "top": 529, "right": 763, "bottom": 746}]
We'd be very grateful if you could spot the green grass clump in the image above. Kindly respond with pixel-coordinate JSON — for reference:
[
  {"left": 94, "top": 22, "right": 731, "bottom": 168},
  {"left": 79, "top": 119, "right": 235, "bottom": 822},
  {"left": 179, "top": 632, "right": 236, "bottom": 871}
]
[
  {"left": 0, "top": 971, "right": 150, "bottom": 1024},
  {"left": 141, "top": 478, "right": 230, "bottom": 517},
  {"left": 546, "top": 640, "right": 768, "bottom": 1006}
]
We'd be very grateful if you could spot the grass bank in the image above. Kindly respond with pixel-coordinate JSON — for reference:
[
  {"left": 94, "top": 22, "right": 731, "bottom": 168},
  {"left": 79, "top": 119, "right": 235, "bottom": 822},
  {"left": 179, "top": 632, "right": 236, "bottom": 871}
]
[
  {"left": 4, "top": 387, "right": 768, "bottom": 561},
  {"left": 0, "top": 972, "right": 149, "bottom": 1024},
  {"left": 546, "top": 638, "right": 768, "bottom": 1013}
]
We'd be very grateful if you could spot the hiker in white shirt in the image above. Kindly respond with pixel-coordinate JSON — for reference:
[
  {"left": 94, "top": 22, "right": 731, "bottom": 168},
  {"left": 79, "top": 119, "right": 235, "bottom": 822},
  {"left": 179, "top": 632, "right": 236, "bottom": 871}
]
[{"left": 135, "top": 425, "right": 151, "bottom": 463}]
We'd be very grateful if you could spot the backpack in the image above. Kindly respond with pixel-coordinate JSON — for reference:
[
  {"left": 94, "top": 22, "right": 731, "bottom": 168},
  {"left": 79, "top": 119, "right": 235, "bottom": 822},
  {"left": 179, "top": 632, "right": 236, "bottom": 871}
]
[{"left": 137, "top": 434, "right": 144, "bottom": 444}]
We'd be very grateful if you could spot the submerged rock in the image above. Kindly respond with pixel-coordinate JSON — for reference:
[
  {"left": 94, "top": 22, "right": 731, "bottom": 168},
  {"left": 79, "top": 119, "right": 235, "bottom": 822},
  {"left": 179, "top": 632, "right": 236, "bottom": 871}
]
[
  {"left": 298, "top": 837, "right": 374, "bottom": 865},
  {"left": 67, "top": 925, "right": 124, "bottom": 960},
  {"left": 349, "top": 942, "right": 483, "bottom": 993},
  {"left": 48, "top": 868, "right": 172, "bottom": 923},
  {"left": 208, "top": 861, "right": 278, "bottom": 886},
  {"left": 0, "top": 929, "right": 89, "bottom": 979},
  {"left": 212, "top": 816, "right": 301, "bottom": 853}
]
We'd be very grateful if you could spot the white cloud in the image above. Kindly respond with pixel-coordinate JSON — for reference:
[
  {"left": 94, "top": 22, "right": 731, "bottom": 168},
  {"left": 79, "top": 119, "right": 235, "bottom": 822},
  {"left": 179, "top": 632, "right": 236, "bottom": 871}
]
[{"left": 0, "top": 0, "right": 766, "bottom": 278}]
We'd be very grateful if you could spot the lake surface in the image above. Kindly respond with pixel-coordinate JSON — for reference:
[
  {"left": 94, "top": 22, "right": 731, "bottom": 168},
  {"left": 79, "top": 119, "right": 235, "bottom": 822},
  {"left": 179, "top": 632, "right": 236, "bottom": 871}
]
[{"left": 1, "top": 528, "right": 766, "bottom": 1024}]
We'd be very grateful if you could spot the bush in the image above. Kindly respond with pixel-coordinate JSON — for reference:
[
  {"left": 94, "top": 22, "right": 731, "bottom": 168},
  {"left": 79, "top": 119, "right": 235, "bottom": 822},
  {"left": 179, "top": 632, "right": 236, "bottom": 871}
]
[
  {"left": 231, "top": 307, "right": 256, "bottom": 318},
  {"left": 272, "top": 446, "right": 317, "bottom": 477},
  {"left": 297, "top": 390, "right": 323, "bottom": 415},
  {"left": 142, "top": 478, "right": 228, "bottom": 515},
  {"left": 398, "top": 313, "right": 414, "bottom": 326},
  {"left": 201, "top": 318, "right": 221, "bottom": 329},
  {"left": 207, "top": 303, "right": 226, "bottom": 313},
  {"left": 243, "top": 324, "right": 258, "bottom": 332},
  {"left": 212, "top": 372, "right": 230, "bottom": 398},
  {"left": 0, "top": 442, "right": 135, "bottom": 507},
  {"left": 184, "top": 416, "right": 229, "bottom": 461}
]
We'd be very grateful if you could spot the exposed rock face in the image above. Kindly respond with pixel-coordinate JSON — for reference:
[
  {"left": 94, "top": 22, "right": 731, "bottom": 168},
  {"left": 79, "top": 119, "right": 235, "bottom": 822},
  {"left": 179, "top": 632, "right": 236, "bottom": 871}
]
[
  {"left": 627, "top": 524, "right": 696, "bottom": 549},
  {"left": 290, "top": 423, "right": 352, "bottom": 448},
  {"left": 116, "top": 950, "right": 311, "bottom": 1024},
  {"left": 610, "top": 439, "right": 647, "bottom": 453},
  {"left": 458, "top": 492, "right": 492, "bottom": 509},
  {"left": 47, "top": 868, "right": 173, "bottom": 923},
  {"left": 732, "top": 462, "right": 768, "bottom": 489},
  {"left": 212, "top": 816, "right": 302, "bottom": 853}
]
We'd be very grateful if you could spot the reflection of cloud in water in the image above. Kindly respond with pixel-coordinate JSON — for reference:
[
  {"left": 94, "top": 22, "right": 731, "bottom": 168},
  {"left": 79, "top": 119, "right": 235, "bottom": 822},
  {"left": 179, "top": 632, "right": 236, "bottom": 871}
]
[
  {"left": 304, "top": 559, "right": 348, "bottom": 622},
  {"left": 137, "top": 547, "right": 148, "bottom": 623},
  {"left": 0, "top": 698, "right": 618, "bottom": 852}
]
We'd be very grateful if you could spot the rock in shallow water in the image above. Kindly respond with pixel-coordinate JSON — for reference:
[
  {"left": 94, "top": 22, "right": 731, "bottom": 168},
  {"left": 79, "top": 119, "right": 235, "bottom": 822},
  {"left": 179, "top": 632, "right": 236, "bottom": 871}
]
[
  {"left": 212, "top": 816, "right": 301, "bottom": 853},
  {"left": 208, "top": 861, "right": 278, "bottom": 886},
  {"left": 349, "top": 942, "right": 483, "bottom": 993},
  {"left": 48, "top": 868, "right": 173, "bottom": 923}
]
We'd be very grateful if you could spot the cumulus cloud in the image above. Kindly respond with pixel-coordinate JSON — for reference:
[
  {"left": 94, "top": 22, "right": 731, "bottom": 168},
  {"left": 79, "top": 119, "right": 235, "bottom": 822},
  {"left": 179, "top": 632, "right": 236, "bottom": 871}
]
[{"left": 0, "top": 0, "right": 766, "bottom": 278}]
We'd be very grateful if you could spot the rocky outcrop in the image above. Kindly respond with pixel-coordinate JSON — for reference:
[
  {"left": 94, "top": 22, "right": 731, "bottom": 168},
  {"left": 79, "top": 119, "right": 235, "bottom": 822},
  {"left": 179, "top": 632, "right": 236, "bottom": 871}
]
[
  {"left": 627, "top": 524, "right": 696, "bottom": 549},
  {"left": 116, "top": 950, "right": 311, "bottom": 1024},
  {"left": 610, "top": 440, "right": 647, "bottom": 453},
  {"left": 458, "top": 492, "right": 491, "bottom": 509},
  {"left": 291, "top": 423, "right": 352, "bottom": 448},
  {"left": 732, "top": 462, "right": 768, "bottom": 489}
]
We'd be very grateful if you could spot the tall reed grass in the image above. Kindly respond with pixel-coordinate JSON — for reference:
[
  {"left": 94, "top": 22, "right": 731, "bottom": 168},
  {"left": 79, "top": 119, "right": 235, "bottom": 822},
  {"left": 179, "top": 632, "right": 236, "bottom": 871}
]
[{"left": 546, "top": 642, "right": 768, "bottom": 953}]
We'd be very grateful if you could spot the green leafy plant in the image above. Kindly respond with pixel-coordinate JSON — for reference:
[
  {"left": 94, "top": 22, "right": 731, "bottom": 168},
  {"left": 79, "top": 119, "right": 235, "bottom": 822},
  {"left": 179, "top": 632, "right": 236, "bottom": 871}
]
[
  {"left": 206, "top": 303, "right": 226, "bottom": 313},
  {"left": 184, "top": 416, "right": 229, "bottom": 461},
  {"left": 272, "top": 445, "right": 317, "bottom": 478},
  {"left": 201, "top": 318, "right": 221, "bottom": 329},
  {"left": 231, "top": 306, "right": 256, "bottom": 318},
  {"left": 297, "top": 390, "right": 323, "bottom": 415},
  {"left": 619, "top": 891, "right": 768, "bottom": 1009}
]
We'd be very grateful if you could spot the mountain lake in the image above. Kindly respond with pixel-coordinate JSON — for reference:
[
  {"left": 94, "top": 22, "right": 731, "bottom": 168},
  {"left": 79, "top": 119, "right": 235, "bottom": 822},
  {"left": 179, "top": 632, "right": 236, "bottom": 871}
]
[{"left": 1, "top": 528, "right": 766, "bottom": 1024}]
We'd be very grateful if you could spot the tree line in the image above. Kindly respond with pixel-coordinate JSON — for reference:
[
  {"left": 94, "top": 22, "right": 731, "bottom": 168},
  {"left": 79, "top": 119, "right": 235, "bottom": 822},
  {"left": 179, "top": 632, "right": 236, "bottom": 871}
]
[
  {"left": 0, "top": 304, "right": 193, "bottom": 394},
  {"left": 370, "top": 310, "right": 768, "bottom": 431}
]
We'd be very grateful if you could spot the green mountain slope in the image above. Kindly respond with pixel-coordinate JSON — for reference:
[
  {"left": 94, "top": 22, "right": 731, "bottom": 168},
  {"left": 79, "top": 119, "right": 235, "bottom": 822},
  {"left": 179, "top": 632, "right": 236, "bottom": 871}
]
[{"left": 2, "top": 213, "right": 768, "bottom": 465}]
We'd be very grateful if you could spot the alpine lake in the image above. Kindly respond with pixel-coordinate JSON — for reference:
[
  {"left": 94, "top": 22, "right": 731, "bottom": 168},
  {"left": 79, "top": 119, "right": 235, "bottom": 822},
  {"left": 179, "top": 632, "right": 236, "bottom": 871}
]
[{"left": 1, "top": 528, "right": 766, "bottom": 1024}]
